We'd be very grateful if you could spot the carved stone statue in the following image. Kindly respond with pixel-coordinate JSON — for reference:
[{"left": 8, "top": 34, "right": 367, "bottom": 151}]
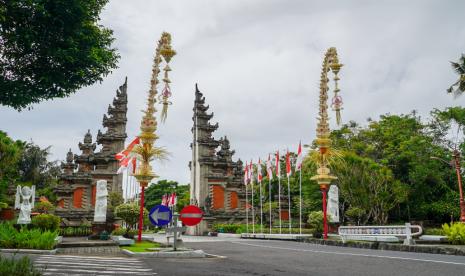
[
  {"left": 327, "top": 185, "right": 339, "bottom": 223},
  {"left": 94, "top": 180, "right": 108, "bottom": 222},
  {"left": 15, "top": 185, "right": 35, "bottom": 224}
]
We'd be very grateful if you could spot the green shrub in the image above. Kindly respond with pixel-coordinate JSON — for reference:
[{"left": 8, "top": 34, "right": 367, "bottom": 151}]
[
  {"left": 115, "top": 203, "right": 148, "bottom": 231},
  {"left": 59, "top": 226, "right": 92, "bottom": 237},
  {"left": 345, "top": 207, "right": 365, "bottom": 225},
  {"left": 307, "top": 211, "right": 331, "bottom": 237},
  {"left": 424, "top": 227, "right": 445, "bottom": 236},
  {"left": 0, "top": 202, "right": 8, "bottom": 210},
  {"left": 0, "top": 223, "right": 58, "bottom": 250},
  {"left": 111, "top": 227, "right": 126, "bottom": 236},
  {"left": 0, "top": 222, "right": 18, "bottom": 248},
  {"left": 442, "top": 222, "right": 465, "bottom": 245},
  {"left": 212, "top": 223, "right": 242, "bottom": 233},
  {"left": 0, "top": 255, "right": 42, "bottom": 276},
  {"left": 33, "top": 201, "right": 55, "bottom": 214},
  {"left": 32, "top": 214, "right": 61, "bottom": 231}
]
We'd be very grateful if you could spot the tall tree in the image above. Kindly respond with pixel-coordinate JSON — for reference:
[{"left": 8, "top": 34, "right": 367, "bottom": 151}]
[
  {"left": 18, "top": 143, "right": 60, "bottom": 189},
  {"left": 0, "top": 0, "right": 119, "bottom": 110},
  {"left": 447, "top": 54, "right": 465, "bottom": 97},
  {"left": 0, "top": 131, "right": 23, "bottom": 203}
]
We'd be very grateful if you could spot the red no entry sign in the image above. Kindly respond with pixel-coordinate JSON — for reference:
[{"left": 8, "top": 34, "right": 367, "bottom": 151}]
[{"left": 179, "top": 205, "right": 203, "bottom": 226}]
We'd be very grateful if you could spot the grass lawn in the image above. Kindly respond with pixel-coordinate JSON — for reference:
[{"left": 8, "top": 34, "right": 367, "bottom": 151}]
[{"left": 120, "top": 241, "right": 161, "bottom": 252}]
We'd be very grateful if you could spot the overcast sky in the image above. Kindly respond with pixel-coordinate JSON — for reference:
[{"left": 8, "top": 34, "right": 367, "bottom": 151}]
[{"left": 1, "top": 0, "right": 464, "bottom": 184}]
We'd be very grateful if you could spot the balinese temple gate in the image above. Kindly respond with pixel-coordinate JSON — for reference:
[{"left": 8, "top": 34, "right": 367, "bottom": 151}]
[{"left": 188, "top": 85, "right": 247, "bottom": 235}]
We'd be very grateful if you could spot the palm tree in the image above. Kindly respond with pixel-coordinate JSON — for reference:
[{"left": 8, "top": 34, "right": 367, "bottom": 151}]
[{"left": 447, "top": 54, "right": 465, "bottom": 97}]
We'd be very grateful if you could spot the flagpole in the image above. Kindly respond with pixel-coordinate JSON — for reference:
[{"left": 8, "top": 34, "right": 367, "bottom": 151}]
[
  {"left": 251, "top": 179, "right": 255, "bottom": 234},
  {"left": 269, "top": 178, "right": 272, "bottom": 234},
  {"left": 299, "top": 169, "right": 302, "bottom": 235},
  {"left": 246, "top": 184, "right": 249, "bottom": 234},
  {"left": 287, "top": 174, "right": 291, "bottom": 234},
  {"left": 123, "top": 170, "right": 128, "bottom": 203},
  {"left": 259, "top": 179, "right": 263, "bottom": 234},
  {"left": 278, "top": 175, "right": 282, "bottom": 234}
]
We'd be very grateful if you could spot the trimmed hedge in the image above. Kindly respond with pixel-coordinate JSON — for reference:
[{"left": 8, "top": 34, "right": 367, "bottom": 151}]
[{"left": 31, "top": 214, "right": 61, "bottom": 231}]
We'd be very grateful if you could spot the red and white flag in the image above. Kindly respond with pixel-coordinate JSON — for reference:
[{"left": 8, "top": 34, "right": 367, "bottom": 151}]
[
  {"left": 162, "top": 194, "right": 167, "bottom": 206},
  {"left": 116, "top": 156, "right": 132, "bottom": 174},
  {"left": 257, "top": 158, "right": 263, "bottom": 182},
  {"left": 115, "top": 137, "right": 140, "bottom": 161},
  {"left": 127, "top": 158, "right": 137, "bottom": 174},
  {"left": 244, "top": 161, "right": 249, "bottom": 185},
  {"left": 249, "top": 160, "right": 254, "bottom": 183},
  {"left": 266, "top": 154, "right": 273, "bottom": 180},
  {"left": 275, "top": 150, "right": 281, "bottom": 179},
  {"left": 286, "top": 150, "right": 292, "bottom": 177},
  {"left": 296, "top": 141, "right": 304, "bottom": 171},
  {"left": 170, "top": 192, "right": 177, "bottom": 207}
]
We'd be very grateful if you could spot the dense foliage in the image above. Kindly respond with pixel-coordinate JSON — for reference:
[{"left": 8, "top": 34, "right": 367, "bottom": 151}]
[
  {"left": 0, "top": 132, "right": 60, "bottom": 206},
  {"left": 442, "top": 222, "right": 465, "bottom": 245},
  {"left": 0, "top": 255, "right": 42, "bottom": 276},
  {"left": 249, "top": 107, "right": 465, "bottom": 226},
  {"left": 0, "top": 223, "right": 58, "bottom": 250},
  {"left": 114, "top": 203, "right": 148, "bottom": 232},
  {"left": 31, "top": 214, "right": 61, "bottom": 231},
  {"left": 0, "top": 0, "right": 119, "bottom": 110},
  {"left": 0, "top": 131, "right": 23, "bottom": 205},
  {"left": 60, "top": 226, "right": 92, "bottom": 237}
]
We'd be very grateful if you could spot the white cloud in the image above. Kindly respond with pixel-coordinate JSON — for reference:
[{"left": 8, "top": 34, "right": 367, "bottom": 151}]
[{"left": 1, "top": 0, "right": 465, "bottom": 184}]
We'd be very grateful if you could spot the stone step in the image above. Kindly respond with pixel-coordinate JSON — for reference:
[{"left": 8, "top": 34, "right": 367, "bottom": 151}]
[{"left": 57, "top": 240, "right": 117, "bottom": 248}]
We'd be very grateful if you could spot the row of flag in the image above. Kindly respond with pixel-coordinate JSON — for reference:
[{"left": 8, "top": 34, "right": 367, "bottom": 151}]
[
  {"left": 244, "top": 141, "right": 304, "bottom": 184},
  {"left": 161, "top": 193, "right": 177, "bottom": 207}
]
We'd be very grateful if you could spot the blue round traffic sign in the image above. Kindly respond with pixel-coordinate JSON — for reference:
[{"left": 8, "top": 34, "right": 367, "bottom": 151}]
[{"left": 148, "top": 205, "right": 172, "bottom": 227}]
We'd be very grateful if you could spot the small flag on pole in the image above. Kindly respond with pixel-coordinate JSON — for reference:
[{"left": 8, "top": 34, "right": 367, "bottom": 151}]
[
  {"left": 257, "top": 158, "right": 263, "bottom": 182},
  {"left": 117, "top": 156, "right": 132, "bottom": 174},
  {"left": 266, "top": 154, "right": 273, "bottom": 180},
  {"left": 170, "top": 192, "right": 177, "bottom": 207},
  {"left": 296, "top": 141, "right": 304, "bottom": 171},
  {"left": 286, "top": 150, "right": 292, "bottom": 177},
  {"left": 244, "top": 161, "right": 249, "bottom": 185},
  {"left": 249, "top": 160, "right": 254, "bottom": 183},
  {"left": 162, "top": 194, "right": 167, "bottom": 206},
  {"left": 275, "top": 150, "right": 281, "bottom": 179}
]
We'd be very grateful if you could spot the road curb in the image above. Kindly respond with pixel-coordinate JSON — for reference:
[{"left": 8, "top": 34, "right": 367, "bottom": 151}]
[
  {"left": 121, "top": 249, "right": 206, "bottom": 258},
  {"left": 299, "top": 237, "right": 465, "bottom": 256},
  {"left": 0, "top": 248, "right": 57, "bottom": 255}
]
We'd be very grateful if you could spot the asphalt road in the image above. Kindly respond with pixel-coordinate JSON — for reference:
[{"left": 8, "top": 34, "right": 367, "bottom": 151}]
[
  {"left": 141, "top": 238, "right": 465, "bottom": 276},
  {"left": 3, "top": 238, "right": 465, "bottom": 275}
]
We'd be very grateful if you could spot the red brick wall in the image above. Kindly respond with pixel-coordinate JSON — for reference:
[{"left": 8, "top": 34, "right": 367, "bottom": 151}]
[
  {"left": 212, "top": 185, "right": 225, "bottom": 209},
  {"left": 230, "top": 191, "right": 238, "bottom": 209},
  {"left": 73, "top": 188, "right": 84, "bottom": 208}
]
